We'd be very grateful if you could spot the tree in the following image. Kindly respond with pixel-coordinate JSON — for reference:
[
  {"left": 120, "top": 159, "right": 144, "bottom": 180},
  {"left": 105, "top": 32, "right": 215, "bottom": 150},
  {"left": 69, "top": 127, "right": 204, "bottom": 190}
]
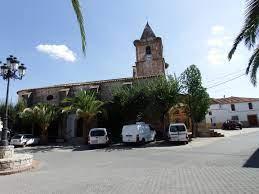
[
  {"left": 113, "top": 82, "right": 150, "bottom": 122},
  {"left": 180, "top": 65, "right": 210, "bottom": 137},
  {"left": 228, "top": 0, "right": 259, "bottom": 85},
  {"left": 19, "top": 103, "right": 59, "bottom": 144},
  {"left": 147, "top": 76, "right": 180, "bottom": 126},
  {"left": 62, "top": 91, "right": 104, "bottom": 142},
  {"left": 0, "top": 100, "right": 26, "bottom": 132},
  {"left": 113, "top": 76, "right": 180, "bottom": 131},
  {"left": 71, "top": 0, "right": 86, "bottom": 54}
]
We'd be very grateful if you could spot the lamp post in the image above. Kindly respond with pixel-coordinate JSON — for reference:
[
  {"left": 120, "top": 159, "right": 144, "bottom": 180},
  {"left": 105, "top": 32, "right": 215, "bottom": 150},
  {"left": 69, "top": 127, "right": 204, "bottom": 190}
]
[{"left": 0, "top": 55, "right": 26, "bottom": 146}]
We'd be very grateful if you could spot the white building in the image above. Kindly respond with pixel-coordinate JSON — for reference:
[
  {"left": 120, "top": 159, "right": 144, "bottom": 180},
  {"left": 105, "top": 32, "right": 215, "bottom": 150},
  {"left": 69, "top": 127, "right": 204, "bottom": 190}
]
[
  {"left": 205, "top": 96, "right": 259, "bottom": 128},
  {"left": 0, "top": 119, "right": 2, "bottom": 131},
  {"left": 0, "top": 118, "right": 2, "bottom": 140}
]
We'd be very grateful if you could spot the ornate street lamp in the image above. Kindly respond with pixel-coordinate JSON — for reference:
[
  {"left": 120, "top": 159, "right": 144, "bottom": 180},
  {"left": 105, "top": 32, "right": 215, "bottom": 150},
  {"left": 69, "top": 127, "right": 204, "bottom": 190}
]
[{"left": 0, "top": 55, "right": 26, "bottom": 146}]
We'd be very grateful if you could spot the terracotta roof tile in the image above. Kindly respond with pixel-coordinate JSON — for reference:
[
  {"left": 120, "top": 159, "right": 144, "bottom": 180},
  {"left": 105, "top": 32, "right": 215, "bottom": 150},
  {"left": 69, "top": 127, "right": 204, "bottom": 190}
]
[{"left": 211, "top": 96, "right": 259, "bottom": 104}]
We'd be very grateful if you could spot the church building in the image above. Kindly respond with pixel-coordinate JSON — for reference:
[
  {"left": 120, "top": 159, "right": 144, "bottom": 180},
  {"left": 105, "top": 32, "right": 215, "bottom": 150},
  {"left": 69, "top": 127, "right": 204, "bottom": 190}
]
[{"left": 17, "top": 23, "right": 169, "bottom": 142}]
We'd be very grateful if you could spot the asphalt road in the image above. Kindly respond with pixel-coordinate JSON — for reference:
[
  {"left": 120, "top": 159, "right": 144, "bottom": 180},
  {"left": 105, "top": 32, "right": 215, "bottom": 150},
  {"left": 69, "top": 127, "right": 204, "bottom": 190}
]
[{"left": 0, "top": 129, "right": 259, "bottom": 194}]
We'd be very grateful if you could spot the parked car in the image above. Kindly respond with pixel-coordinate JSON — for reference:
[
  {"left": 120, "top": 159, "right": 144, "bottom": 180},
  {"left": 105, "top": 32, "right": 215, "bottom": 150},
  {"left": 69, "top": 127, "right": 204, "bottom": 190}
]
[
  {"left": 167, "top": 123, "right": 189, "bottom": 144},
  {"left": 121, "top": 122, "right": 156, "bottom": 144},
  {"left": 88, "top": 128, "right": 110, "bottom": 147},
  {"left": 222, "top": 120, "right": 242, "bottom": 130},
  {"left": 10, "top": 134, "right": 40, "bottom": 147}
]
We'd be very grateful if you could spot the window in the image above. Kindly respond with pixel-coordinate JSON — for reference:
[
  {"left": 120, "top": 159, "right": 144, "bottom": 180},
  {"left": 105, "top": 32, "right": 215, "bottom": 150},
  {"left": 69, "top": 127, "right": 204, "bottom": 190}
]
[
  {"left": 146, "top": 46, "right": 151, "bottom": 55},
  {"left": 231, "top": 104, "right": 235, "bottom": 111},
  {"left": 46, "top": 95, "right": 54, "bottom": 101},
  {"left": 209, "top": 111, "right": 212, "bottom": 116},
  {"left": 122, "top": 82, "right": 132, "bottom": 89},
  {"left": 232, "top": 116, "right": 239, "bottom": 121},
  {"left": 90, "top": 130, "right": 105, "bottom": 137},
  {"left": 24, "top": 135, "right": 33, "bottom": 138},
  {"left": 59, "top": 89, "right": 69, "bottom": 102},
  {"left": 21, "top": 92, "right": 33, "bottom": 107},
  {"left": 89, "top": 85, "right": 99, "bottom": 93},
  {"left": 170, "top": 125, "right": 186, "bottom": 132},
  {"left": 248, "top": 102, "right": 253, "bottom": 110},
  {"left": 12, "top": 135, "right": 22, "bottom": 139}
]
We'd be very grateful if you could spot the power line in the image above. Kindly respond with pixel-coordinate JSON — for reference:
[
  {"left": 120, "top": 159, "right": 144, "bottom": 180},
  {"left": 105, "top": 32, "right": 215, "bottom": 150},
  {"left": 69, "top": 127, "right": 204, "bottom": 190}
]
[
  {"left": 206, "top": 73, "right": 246, "bottom": 90},
  {"left": 205, "top": 68, "right": 246, "bottom": 84}
]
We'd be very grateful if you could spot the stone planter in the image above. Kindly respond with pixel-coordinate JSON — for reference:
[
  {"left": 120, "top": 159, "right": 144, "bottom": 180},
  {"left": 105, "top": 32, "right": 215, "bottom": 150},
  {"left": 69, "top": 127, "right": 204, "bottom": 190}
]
[
  {"left": 0, "top": 146, "right": 33, "bottom": 174},
  {"left": 0, "top": 146, "right": 14, "bottom": 159}
]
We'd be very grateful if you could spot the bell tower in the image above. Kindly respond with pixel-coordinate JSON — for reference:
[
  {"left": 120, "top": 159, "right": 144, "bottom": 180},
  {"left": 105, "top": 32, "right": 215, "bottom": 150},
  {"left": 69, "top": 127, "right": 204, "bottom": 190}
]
[{"left": 133, "top": 23, "right": 166, "bottom": 78}]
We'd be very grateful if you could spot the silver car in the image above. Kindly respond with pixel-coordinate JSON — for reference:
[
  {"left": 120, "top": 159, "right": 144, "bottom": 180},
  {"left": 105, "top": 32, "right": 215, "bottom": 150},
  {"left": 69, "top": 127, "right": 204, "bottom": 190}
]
[{"left": 10, "top": 134, "right": 40, "bottom": 147}]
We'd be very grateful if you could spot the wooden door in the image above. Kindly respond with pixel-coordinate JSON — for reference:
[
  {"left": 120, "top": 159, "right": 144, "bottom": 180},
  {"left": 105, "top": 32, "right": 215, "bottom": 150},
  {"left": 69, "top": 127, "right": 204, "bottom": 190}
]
[{"left": 247, "top": 115, "right": 258, "bottom": 127}]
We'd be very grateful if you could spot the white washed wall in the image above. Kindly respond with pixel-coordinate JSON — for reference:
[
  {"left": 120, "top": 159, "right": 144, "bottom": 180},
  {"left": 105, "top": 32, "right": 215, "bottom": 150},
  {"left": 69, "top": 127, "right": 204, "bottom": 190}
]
[
  {"left": 205, "top": 101, "right": 259, "bottom": 125},
  {"left": 0, "top": 119, "right": 2, "bottom": 131}
]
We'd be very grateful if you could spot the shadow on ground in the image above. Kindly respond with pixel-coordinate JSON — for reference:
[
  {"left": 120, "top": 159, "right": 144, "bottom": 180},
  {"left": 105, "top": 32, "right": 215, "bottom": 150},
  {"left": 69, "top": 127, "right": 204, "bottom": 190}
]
[
  {"left": 103, "top": 140, "right": 186, "bottom": 152},
  {"left": 14, "top": 144, "right": 89, "bottom": 154},
  {"left": 243, "top": 148, "right": 259, "bottom": 168},
  {"left": 14, "top": 140, "right": 191, "bottom": 153}
]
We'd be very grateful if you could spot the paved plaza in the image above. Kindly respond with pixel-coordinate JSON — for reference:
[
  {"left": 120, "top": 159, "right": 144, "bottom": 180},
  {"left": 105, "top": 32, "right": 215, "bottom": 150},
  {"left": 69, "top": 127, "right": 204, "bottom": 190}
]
[{"left": 0, "top": 128, "right": 259, "bottom": 194}]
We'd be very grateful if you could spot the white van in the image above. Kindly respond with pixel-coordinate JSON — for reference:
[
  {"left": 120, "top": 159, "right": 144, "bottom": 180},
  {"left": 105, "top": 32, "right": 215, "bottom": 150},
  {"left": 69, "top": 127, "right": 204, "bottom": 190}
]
[
  {"left": 88, "top": 128, "right": 110, "bottom": 146},
  {"left": 167, "top": 123, "right": 189, "bottom": 144},
  {"left": 122, "top": 122, "right": 156, "bottom": 144}
]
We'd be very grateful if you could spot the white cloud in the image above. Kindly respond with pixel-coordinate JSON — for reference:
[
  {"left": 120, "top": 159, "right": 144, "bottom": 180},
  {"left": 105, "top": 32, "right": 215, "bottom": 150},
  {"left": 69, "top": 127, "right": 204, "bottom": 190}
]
[
  {"left": 207, "top": 25, "right": 234, "bottom": 65},
  {"left": 207, "top": 48, "right": 226, "bottom": 65},
  {"left": 208, "top": 38, "right": 224, "bottom": 47},
  {"left": 36, "top": 44, "right": 76, "bottom": 62},
  {"left": 211, "top": 25, "right": 225, "bottom": 35}
]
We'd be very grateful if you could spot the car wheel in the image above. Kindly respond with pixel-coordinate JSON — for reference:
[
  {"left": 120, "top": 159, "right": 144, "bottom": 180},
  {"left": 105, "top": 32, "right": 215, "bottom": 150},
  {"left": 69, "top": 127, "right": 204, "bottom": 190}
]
[{"left": 141, "top": 138, "right": 146, "bottom": 145}]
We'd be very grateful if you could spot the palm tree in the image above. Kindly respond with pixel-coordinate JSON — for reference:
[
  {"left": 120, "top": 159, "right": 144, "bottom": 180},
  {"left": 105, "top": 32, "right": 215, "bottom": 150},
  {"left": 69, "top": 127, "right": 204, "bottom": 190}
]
[
  {"left": 71, "top": 0, "right": 86, "bottom": 54},
  {"left": 20, "top": 104, "right": 59, "bottom": 144},
  {"left": 228, "top": 0, "right": 259, "bottom": 85},
  {"left": 62, "top": 91, "right": 104, "bottom": 142}
]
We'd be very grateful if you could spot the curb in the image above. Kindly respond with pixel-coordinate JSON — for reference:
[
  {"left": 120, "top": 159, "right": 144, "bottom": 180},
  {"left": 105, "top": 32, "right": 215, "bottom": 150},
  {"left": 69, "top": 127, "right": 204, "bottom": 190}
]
[{"left": 0, "top": 160, "right": 40, "bottom": 176}]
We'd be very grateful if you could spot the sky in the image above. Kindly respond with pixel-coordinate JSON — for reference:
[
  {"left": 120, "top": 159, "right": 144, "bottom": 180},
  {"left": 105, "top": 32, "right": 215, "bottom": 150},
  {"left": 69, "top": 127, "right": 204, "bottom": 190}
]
[{"left": 0, "top": 0, "right": 257, "bottom": 103}]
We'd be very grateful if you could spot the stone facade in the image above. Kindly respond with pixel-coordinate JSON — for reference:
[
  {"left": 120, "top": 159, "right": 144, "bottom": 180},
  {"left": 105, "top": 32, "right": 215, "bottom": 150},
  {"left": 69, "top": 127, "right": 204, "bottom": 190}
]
[
  {"left": 0, "top": 146, "right": 14, "bottom": 159},
  {"left": 0, "top": 154, "right": 33, "bottom": 172},
  {"left": 133, "top": 23, "right": 166, "bottom": 77},
  {"left": 17, "top": 76, "right": 158, "bottom": 107},
  {"left": 0, "top": 146, "right": 33, "bottom": 174},
  {"left": 16, "top": 23, "right": 168, "bottom": 143}
]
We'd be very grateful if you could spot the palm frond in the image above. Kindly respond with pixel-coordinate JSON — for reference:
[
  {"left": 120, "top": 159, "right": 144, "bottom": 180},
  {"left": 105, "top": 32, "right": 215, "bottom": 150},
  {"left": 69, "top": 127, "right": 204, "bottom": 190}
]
[
  {"left": 71, "top": 0, "right": 86, "bottom": 55},
  {"left": 228, "top": 29, "right": 246, "bottom": 60},
  {"left": 248, "top": 47, "right": 259, "bottom": 86},
  {"left": 246, "top": 47, "right": 259, "bottom": 74},
  {"left": 228, "top": 0, "right": 259, "bottom": 60},
  {"left": 62, "top": 90, "right": 104, "bottom": 119}
]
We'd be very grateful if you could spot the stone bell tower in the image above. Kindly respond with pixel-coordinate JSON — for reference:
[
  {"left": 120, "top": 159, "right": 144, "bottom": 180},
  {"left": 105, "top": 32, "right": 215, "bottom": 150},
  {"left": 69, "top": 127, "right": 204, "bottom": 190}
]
[{"left": 133, "top": 22, "right": 166, "bottom": 78}]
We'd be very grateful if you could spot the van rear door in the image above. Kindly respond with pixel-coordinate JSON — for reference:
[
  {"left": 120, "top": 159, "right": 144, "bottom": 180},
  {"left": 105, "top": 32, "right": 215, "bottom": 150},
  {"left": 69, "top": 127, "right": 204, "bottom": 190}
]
[
  {"left": 169, "top": 125, "right": 179, "bottom": 141},
  {"left": 177, "top": 125, "right": 188, "bottom": 141}
]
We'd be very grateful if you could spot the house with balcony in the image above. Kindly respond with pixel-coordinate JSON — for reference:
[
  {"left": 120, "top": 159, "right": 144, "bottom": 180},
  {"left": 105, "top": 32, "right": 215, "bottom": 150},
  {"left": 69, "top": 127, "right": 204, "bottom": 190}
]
[{"left": 205, "top": 96, "right": 259, "bottom": 128}]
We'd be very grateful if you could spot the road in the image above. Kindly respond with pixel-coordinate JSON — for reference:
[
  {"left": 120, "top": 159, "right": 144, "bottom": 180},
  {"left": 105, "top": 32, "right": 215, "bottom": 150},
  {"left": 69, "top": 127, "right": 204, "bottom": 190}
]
[{"left": 0, "top": 128, "right": 259, "bottom": 194}]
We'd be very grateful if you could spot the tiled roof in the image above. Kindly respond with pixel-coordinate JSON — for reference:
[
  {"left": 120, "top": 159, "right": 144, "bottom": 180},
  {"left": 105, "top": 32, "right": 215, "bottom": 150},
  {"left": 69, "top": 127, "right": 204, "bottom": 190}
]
[
  {"left": 141, "top": 22, "right": 156, "bottom": 40},
  {"left": 17, "top": 75, "right": 160, "bottom": 94},
  {"left": 211, "top": 96, "right": 259, "bottom": 104}
]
